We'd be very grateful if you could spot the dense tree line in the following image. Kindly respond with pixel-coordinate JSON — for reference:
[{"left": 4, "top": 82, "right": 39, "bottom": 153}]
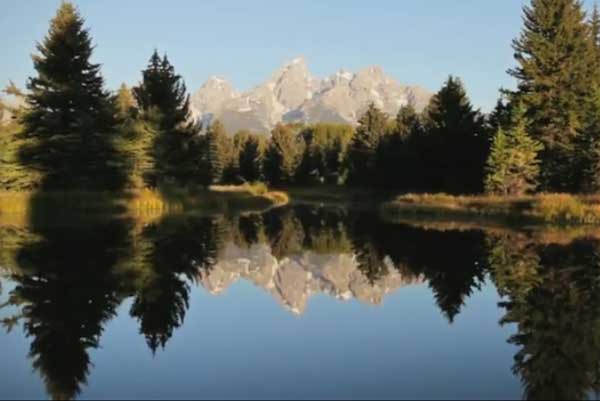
[{"left": 3, "top": 0, "right": 600, "bottom": 195}]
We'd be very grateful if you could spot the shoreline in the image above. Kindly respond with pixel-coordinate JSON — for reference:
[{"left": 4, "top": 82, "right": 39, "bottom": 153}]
[
  {"left": 0, "top": 184, "right": 289, "bottom": 220},
  {"left": 381, "top": 193, "right": 600, "bottom": 226}
]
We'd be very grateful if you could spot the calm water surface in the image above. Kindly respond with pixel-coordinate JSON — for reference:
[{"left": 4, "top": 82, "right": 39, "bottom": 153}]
[{"left": 0, "top": 204, "right": 599, "bottom": 400}]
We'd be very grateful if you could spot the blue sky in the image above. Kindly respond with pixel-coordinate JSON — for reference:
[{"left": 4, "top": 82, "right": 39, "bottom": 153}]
[{"left": 0, "top": 0, "right": 597, "bottom": 111}]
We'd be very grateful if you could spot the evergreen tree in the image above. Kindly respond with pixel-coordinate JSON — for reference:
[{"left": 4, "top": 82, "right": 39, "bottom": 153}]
[
  {"left": 377, "top": 104, "right": 422, "bottom": 189},
  {"left": 510, "top": 0, "right": 593, "bottom": 191},
  {"left": 579, "top": 85, "right": 600, "bottom": 192},
  {"left": 238, "top": 133, "right": 265, "bottom": 182},
  {"left": 133, "top": 51, "right": 196, "bottom": 185},
  {"left": 19, "top": 2, "right": 126, "bottom": 191},
  {"left": 264, "top": 124, "right": 303, "bottom": 185},
  {"left": 590, "top": 4, "right": 600, "bottom": 82},
  {"left": 488, "top": 93, "right": 514, "bottom": 133},
  {"left": 115, "top": 83, "right": 136, "bottom": 119},
  {"left": 394, "top": 103, "right": 421, "bottom": 140},
  {"left": 347, "top": 103, "right": 389, "bottom": 186},
  {"left": 484, "top": 105, "right": 543, "bottom": 196},
  {"left": 420, "top": 76, "right": 487, "bottom": 194},
  {"left": 114, "top": 84, "right": 159, "bottom": 188},
  {"left": 203, "top": 120, "right": 229, "bottom": 185},
  {"left": 296, "top": 124, "right": 352, "bottom": 185}
]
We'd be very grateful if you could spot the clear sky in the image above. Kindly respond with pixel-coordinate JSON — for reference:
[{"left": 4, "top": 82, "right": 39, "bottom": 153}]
[{"left": 0, "top": 0, "right": 597, "bottom": 111}]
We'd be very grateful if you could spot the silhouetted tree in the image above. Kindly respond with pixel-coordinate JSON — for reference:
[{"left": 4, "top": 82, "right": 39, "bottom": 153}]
[
  {"left": 238, "top": 133, "right": 265, "bottom": 183},
  {"left": 377, "top": 104, "right": 423, "bottom": 189},
  {"left": 419, "top": 76, "right": 487, "bottom": 194},
  {"left": 133, "top": 51, "right": 196, "bottom": 185}
]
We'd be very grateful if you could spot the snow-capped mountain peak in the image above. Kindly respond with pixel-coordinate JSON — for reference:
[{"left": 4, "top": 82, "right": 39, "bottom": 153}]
[{"left": 190, "top": 57, "right": 431, "bottom": 135}]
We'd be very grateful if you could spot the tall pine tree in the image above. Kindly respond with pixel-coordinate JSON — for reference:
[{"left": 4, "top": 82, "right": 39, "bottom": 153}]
[
  {"left": 203, "top": 120, "right": 229, "bottom": 185},
  {"left": 420, "top": 76, "right": 487, "bottom": 194},
  {"left": 346, "top": 103, "right": 389, "bottom": 186},
  {"left": 510, "top": 0, "right": 593, "bottom": 191},
  {"left": 237, "top": 133, "right": 265, "bottom": 183},
  {"left": 133, "top": 51, "right": 196, "bottom": 185},
  {"left": 20, "top": 2, "right": 126, "bottom": 191},
  {"left": 377, "top": 104, "right": 422, "bottom": 189}
]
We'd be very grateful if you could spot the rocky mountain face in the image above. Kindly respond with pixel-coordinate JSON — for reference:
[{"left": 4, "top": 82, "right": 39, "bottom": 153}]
[
  {"left": 198, "top": 242, "right": 423, "bottom": 315},
  {"left": 191, "top": 57, "right": 432, "bottom": 135}
]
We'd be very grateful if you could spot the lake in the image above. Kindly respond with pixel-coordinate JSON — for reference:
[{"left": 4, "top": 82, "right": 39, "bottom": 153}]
[{"left": 0, "top": 203, "right": 599, "bottom": 400}]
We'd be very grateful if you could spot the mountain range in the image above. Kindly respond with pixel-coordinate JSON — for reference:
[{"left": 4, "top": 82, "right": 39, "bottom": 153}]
[{"left": 190, "top": 57, "right": 432, "bottom": 135}]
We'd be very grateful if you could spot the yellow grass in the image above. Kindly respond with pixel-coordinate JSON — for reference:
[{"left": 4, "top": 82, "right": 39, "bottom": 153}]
[
  {"left": 0, "top": 184, "right": 289, "bottom": 227},
  {"left": 383, "top": 193, "right": 600, "bottom": 225}
]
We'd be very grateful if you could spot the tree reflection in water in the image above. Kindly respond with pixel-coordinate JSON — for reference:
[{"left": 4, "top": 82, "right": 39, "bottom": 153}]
[{"left": 1, "top": 204, "right": 600, "bottom": 399}]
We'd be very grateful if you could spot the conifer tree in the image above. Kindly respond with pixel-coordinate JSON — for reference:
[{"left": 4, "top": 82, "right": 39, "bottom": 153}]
[
  {"left": 20, "top": 2, "right": 126, "bottom": 190},
  {"left": 115, "top": 83, "right": 136, "bottom": 119},
  {"left": 485, "top": 105, "right": 543, "bottom": 196},
  {"left": 133, "top": 51, "right": 196, "bottom": 185},
  {"left": 347, "top": 103, "right": 389, "bottom": 185},
  {"left": 264, "top": 124, "right": 302, "bottom": 185},
  {"left": 420, "top": 76, "right": 487, "bottom": 194},
  {"left": 203, "top": 120, "right": 229, "bottom": 185},
  {"left": 114, "top": 84, "right": 159, "bottom": 188},
  {"left": 579, "top": 85, "right": 600, "bottom": 192},
  {"left": 510, "top": 0, "right": 593, "bottom": 191},
  {"left": 377, "top": 104, "right": 422, "bottom": 189},
  {"left": 296, "top": 124, "right": 353, "bottom": 185},
  {"left": 394, "top": 103, "right": 421, "bottom": 140},
  {"left": 238, "top": 134, "right": 265, "bottom": 182}
]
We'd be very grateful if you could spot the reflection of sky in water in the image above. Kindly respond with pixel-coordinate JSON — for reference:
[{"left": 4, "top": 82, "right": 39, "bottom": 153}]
[
  {"left": 2, "top": 205, "right": 598, "bottom": 400},
  {"left": 0, "top": 273, "right": 519, "bottom": 400}
]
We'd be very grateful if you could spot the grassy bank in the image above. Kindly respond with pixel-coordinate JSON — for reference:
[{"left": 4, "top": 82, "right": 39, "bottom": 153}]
[
  {"left": 284, "top": 185, "right": 394, "bottom": 207},
  {"left": 382, "top": 193, "right": 600, "bottom": 225},
  {"left": 0, "top": 183, "right": 289, "bottom": 222}
]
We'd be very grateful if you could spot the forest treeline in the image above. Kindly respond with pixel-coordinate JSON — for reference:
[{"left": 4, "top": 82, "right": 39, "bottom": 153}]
[{"left": 2, "top": 0, "right": 600, "bottom": 196}]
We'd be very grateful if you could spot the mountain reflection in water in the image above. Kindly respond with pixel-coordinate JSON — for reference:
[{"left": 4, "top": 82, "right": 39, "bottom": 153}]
[{"left": 1, "top": 204, "right": 600, "bottom": 400}]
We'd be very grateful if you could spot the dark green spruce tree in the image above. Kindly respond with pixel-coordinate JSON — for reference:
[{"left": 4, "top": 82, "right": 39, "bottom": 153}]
[
  {"left": 377, "top": 103, "right": 422, "bottom": 189},
  {"left": 346, "top": 103, "right": 389, "bottom": 186},
  {"left": 238, "top": 133, "right": 265, "bottom": 183},
  {"left": 578, "top": 6, "right": 600, "bottom": 192},
  {"left": 133, "top": 51, "right": 196, "bottom": 185},
  {"left": 420, "top": 76, "right": 487, "bottom": 194},
  {"left": 20, "top": 2, "right": 127, "bottom": 190},
  {"left": 510, "top": 0, "right": 594, "bottom": 191}
]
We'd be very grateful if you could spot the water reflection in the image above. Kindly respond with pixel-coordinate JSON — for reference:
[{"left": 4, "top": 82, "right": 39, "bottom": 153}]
[
  {"left": 488, "top": 234, "right": 600, "bottom": 400},
  {"left": 1, "top": 204, "right": 600, "bottom": 399}
]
